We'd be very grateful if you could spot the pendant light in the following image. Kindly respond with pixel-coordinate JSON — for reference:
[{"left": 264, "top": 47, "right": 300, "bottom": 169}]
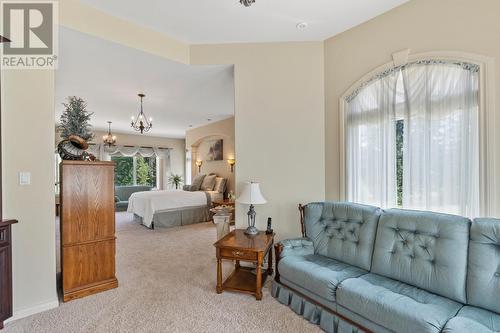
[
  {"left": 102, "top": 121, "right": 117, "bottom": 147},
  {"left": 131, "top": 93, "right": 152, "bottom": 134}
]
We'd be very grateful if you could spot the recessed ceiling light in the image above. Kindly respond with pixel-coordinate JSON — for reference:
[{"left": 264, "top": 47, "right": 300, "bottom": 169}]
[{"left": 296, "top": 22, "right": 308, "bottom": 30}]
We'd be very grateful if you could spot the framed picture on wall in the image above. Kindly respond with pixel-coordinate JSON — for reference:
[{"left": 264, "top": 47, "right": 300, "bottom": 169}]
[{"left": 205, "top": 139, "right": 223, "bottom": 161}]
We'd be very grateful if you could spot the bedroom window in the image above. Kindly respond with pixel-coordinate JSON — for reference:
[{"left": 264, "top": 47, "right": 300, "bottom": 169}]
[
  {"left": 345, "top": 59, "right": 481, "bottom": 217},
  {"left": 112, "top": 156, "right": 157, "bottom": 187}
]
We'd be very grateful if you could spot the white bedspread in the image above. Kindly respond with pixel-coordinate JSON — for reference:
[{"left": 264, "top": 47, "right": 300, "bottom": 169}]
[{"left": 127, "top": 190, "right": 208, "bottom": 228}]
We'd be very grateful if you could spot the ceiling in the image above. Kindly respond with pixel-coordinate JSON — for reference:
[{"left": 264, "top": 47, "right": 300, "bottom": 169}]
[
  {"left": 80, "top": 0, "right": 409, "bottom": 44},
  {"left": 55, "top": 28, "right": 235, "bottom": 138}
]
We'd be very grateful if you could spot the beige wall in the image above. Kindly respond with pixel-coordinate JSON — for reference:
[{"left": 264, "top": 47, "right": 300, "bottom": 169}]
[
  {"left": 324, "top": 0, "right": 500, "bottom": 216},
  {"left": 2, "top": 70, "right": 59, "bottom": 318},
  {"left": 186, "top": 117, "right": 235, "bottom": 194},
  {"left": 190, "top": 43, "right": 325, "bottom": 240}
]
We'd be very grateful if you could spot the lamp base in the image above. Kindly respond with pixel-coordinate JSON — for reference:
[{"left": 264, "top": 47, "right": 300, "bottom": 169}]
[{"left": 244, "top": 226, "right": 259, "bottom": 235}]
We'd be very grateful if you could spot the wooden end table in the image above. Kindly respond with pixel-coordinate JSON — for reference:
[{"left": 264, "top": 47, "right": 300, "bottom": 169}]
[{"left": 214, "top": 229, "right": 274, "bottom": 300}]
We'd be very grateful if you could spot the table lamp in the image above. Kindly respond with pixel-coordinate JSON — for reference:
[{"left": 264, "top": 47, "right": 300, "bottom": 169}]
[{"left": 236, "top": 182, "right": 267, "bottom": 235}]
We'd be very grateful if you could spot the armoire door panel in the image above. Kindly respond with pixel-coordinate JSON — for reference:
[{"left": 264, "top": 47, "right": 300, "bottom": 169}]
[
  {"left": 62, "top": 239, "right": 116, "bottom": 292},
  {"left": 61, "top": 164, "right": 115, "bottom": 245}
]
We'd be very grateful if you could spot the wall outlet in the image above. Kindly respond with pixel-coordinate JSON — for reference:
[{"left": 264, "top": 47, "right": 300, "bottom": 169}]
[{"left": 19, "top": 172, "right": 31, "bottom": 185}]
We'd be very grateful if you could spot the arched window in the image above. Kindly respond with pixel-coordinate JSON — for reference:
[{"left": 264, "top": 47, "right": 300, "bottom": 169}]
[{"left": 343, "top": 58, "right": 483, "bottom": 217}]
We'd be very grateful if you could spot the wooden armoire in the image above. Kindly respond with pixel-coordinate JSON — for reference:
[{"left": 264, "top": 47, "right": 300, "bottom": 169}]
[{"left": 60, "top": 160, "right": 118, "bottom": 302}]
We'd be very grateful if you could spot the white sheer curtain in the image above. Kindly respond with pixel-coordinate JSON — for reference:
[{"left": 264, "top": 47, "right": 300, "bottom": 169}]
[
  {"left": 155, "top": 148, "right": 172, "bottom": 190},
  {"left": 346, "top": 70, "right": 399, "bottom": 208},
  {"left": 345, "top": 60, "right": 480, "bottom": 217},
  {"left": 401, "top": 63, "right": 479, "bottom": 217}
]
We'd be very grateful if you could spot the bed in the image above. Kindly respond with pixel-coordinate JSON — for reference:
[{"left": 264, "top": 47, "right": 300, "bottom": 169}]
[
  {"left": 127, "top": 190, "right": 223, "bottom": 229},
  {"left": 127, "top": 174, "right": 227, "bottom": 229}
]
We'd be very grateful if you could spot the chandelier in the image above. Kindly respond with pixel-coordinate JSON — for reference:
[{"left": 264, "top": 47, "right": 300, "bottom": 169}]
[
  {"left": 240, "top": 0, "right": 255, "bottom": 7},
  {"left": 131, "top": 93, "right": 152, "bottom": 134},
  {"left": 102, "top": 121, "right": 116, "bottom": 147}
]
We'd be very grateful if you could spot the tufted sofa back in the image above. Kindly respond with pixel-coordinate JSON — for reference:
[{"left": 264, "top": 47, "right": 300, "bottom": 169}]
[
  {"left": 371, "top": 209, "right": 470, "bottom": 303},
  {"left": 115, "top": 185, "right": 153, "bottom": 201},
  {"left": 467, "top": 218, "right": 500, "bottom": 313},
  {"left": 303, "top": 202, "right": 382, "bottom": 271}
]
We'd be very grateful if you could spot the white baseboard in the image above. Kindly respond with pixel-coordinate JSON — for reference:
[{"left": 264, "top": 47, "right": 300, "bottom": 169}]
[{"left": 5, "top": 299, "right": 60, "bottom": 324}]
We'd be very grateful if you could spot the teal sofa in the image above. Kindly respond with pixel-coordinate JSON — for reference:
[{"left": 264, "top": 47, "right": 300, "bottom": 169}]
[
  {"left": 115, "top": 185, "right": 153, "bottom": 211},
  {"left": 272, "top": 202, "right": 500, "bottom": 333}
]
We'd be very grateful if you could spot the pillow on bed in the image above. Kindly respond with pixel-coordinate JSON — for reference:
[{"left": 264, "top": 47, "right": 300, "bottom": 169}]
[
  {"left": 214, "top": 177, "right": 227, "bottom": 193},
  {"left": 201, "top": 174, "right": 217, "bottom": 191},
  {"left": 190, "top": 174, "right": 206, "bottom": 191}
]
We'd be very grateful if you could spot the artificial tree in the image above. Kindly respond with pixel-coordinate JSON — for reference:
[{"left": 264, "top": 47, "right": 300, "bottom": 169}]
[{"left": 58, "top": 96, "right": 94, "bottom": 142}]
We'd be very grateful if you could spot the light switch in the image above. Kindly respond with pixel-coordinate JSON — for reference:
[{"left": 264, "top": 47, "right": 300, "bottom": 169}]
[{"left": 19, "top": 172, "right": 31, "bottom": 185}]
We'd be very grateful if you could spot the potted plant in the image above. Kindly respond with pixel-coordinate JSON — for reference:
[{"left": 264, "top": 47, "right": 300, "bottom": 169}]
[{"left": 168, "top": 174, "right": 184, "bottom": 189}]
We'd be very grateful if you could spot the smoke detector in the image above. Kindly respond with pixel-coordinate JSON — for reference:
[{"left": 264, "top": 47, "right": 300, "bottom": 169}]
[{"left": 296, "top": 22, "right": 309, "bottom": 30}]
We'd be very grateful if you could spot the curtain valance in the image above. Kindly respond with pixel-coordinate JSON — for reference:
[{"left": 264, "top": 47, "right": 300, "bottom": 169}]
[
  {"left": 345, "top": 59, "right": 480, "bottom": 102},
  {"left": 86, "top": 144, "right": 171, "bottom": 160},
  {"left": 104, "top": 145, "right": 170, "bottom": 159}
]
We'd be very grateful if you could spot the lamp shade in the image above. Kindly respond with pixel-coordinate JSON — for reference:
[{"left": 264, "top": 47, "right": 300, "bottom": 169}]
[{"left": 236, "top": 182, "right": 267, "bottom": 205}]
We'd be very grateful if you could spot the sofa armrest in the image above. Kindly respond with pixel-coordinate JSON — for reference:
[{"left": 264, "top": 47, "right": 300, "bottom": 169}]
[
  {"left": 279, "top": 238, "right": 314, "bottom": 258},
  {"left": 274, "top": 238, "right": 314, "bottom": 282}
]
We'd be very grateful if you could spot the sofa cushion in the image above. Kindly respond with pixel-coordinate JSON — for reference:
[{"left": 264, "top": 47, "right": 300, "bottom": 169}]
[
  {"left": 443, "top": 306, "right": 500, "bottom": 333},
  {"left": 278, "top": 277, "right": 337, "bottom": 311},
  {"left": 336, "top": 273, "right": 463, "bottom": 333},
  {"left": 371, "top": 208, "right": 470, "bottom": 303},
  {"left": 303, "top": 202, "right": 382, "bottom": 270},
  {"left": 467, "top": 218, "right": 500, "bottom": 313},
  {"left": 278, "top": 254, "right": 367, "bottom": 302}
]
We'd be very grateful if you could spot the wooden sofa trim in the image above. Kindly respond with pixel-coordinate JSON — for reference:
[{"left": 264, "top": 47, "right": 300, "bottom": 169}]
[{"left": 299, "top": 203, "right": 306, "bottom": 237}]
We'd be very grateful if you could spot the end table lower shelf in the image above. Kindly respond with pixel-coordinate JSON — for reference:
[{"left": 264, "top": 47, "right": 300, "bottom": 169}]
[
  {"left": 214, "top": 229, "right": 274, "bottom": 300},
  {"left": 221, "top": 266, "right": 269, "bottom": 297}
]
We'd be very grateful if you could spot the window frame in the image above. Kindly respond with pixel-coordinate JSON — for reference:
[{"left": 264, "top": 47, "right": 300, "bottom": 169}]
[{"left": 339, "top": 50, "right": 496, "bottom": 216}]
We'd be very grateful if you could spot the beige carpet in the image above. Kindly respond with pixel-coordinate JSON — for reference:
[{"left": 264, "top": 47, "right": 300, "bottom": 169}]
[{"left": 4, "top": 213, "right": 321, "bottom": 333}]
